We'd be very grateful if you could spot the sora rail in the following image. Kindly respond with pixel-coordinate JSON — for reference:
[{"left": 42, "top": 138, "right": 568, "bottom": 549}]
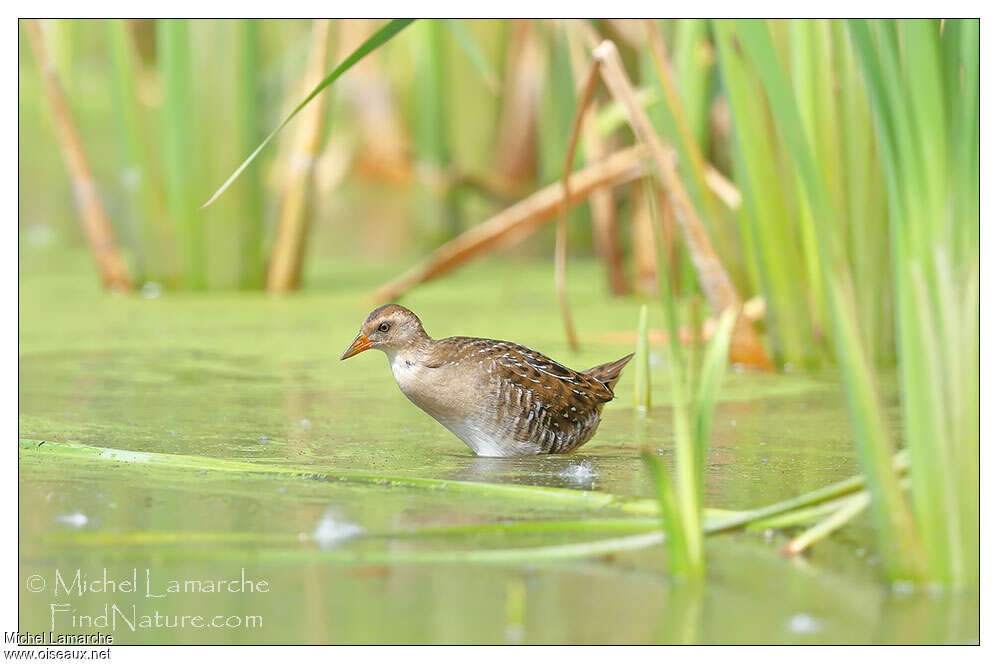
[{"left": 341, "top": 305, "right": 633, "bottom": 457}]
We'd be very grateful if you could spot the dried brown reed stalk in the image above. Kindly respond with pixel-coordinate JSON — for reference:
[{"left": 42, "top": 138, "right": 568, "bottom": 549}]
[
  {"left": 566, "top": 23, "right": 629, "bottom": 296},
  {"left": 369, "top": 145, "right": 648, "bottom": 303},
  {"left": 630, "top": 181, "right": 659, "bottom": 295},
  {"left": 591, "top": 39, "right": 772, "bottom": 370},
  {"left": 494, "top": 20, "right": 542, "bottom": 182},
  {"left": 655, "top": 184, "right": 679, "bottom": 291},
  {"left": 266, "top": 20, "right": 330, "bottom": 293},
  {"left": 26, "top": 20, "right": 133, "bottom": 291}
]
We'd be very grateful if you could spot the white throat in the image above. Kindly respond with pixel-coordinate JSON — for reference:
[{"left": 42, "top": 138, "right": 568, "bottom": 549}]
[{"left": 384, "top": 347, "right": 423, "bottom": 388}]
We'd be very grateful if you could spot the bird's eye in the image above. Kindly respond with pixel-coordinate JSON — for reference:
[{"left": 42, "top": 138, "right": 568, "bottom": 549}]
[{"left": 378, "top": 322, "right": 391, "bottom": 333}]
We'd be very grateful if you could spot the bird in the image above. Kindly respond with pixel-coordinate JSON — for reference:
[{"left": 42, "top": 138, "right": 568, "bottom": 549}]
[{"left": 341, "top": 304, "right": 633, "bottom": 457}]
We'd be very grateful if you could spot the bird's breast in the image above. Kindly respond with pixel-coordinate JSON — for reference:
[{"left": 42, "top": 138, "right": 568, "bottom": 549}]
[{"left": 389, "top": 354, "right": 466, "bottom": 420}]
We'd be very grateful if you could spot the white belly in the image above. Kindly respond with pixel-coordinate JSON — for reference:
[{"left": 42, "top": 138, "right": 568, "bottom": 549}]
[
  {"left": 436, "top": 418, "right": 511, "bottom": 457},
  {"left": 387, "top": 352, "right": 533, "bottom": 456}
]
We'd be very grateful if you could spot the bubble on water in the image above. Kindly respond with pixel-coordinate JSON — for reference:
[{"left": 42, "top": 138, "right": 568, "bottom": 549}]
[
  {"left": 56, "top": 512, "right": 89, "bottom": 529},
  {"left": 313, "top": 509, "right": 363, "bottom": 550},
  {"left": 141, "top": 282, "right": 163, "bottom": 299},
  {"left": 121, "top": 166, "right": 141, "bottom": 189},
  {"left": 505, "top": 624, "right": 526, "bottom": 643},
  {"left": 26, "top": 223, "right": 56, "bottom": 247},
  {"left": 560, "top": 459, "right": 598, "bottom": 481},
  {"left": 258, "top": 435, "right": 270, "bottom": 442},
  {"left": 787, "top": 613, "right": 822, "bottom": 635},
  {"left": 299, "top": 419, "right": 311, "bottom": 430}
]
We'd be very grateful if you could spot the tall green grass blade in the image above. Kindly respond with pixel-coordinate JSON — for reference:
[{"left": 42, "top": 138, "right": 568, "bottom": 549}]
[
  {"left": 787, "top": 20, "right": 831, "bottom": 339},
  {"left": 641, "top": 451, "right": 690, "bottom": 577},
  {"left": 832, "top": 21, "right": 892, "bottom": 362},
  {"left": 643, "top": 179, "right": 702, "bottom": 578},
  {"left": 953, "top": 21, "right": 979, "bottom": 265},
  {"left": 191, "top": 19, "right": 236, "bottom": 289},
  {"left": 105, "top": 19, "right": 171, "bottom": 285},
  {"left": 692, "top": 306, "right": 736, "bottom": 494},
  {"left": 634, "top": 304, "right": 651, "bottom": 413},
  {"left": 158, "top": 19, "right": 204, "bottom": 289},
  {"left": 234, "top": 19, "right": 264, "bottom": 289},
  {"left": 672, "top": 19, "right": 711, "bottom": 150},
  {"left": 735, "top": 19, "right": 926, "bottom": 583},
  {"left": 413, "top": 19, "right": 447, "bottom": 171},
  {"left": 712, "top": 20, "right": 812, "bottom": 367},
  {"left": 849, "top": 18, "right": 978, "bottom": 587},
  {"left": 899, "top": 20, "right": 947, "bottom": 235},
  {"left": 202, "top": 18, "right": 415, "bottom": 208},
  {"left": 958, "top": 260, "right": 980, "bottom": 579},
  {"left": 848, "top": 22, "right": 938, "bottom": 582},
  {"left": 909, "top": 264, "right": 964, "bottom": 581},
  {"left": 412, "top": 19, "right": 460, "bottom": 239},
  {"left": 539, "top": 26, "right": 579, "bottom": 181}
]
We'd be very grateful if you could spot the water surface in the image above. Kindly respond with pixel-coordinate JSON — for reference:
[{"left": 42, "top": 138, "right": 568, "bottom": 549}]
[{"left": 18, "top": 248, "right": 977, "bottom": 644}]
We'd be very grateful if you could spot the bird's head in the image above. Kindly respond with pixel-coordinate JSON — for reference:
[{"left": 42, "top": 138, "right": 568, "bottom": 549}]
[{"left": 340, "top": 304, "right": 429, "bottom": 360}]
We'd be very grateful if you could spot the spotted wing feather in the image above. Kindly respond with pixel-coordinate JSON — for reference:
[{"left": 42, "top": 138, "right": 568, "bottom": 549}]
[{"left": 432, "top": 337, "right": 613, "bottom": 454}]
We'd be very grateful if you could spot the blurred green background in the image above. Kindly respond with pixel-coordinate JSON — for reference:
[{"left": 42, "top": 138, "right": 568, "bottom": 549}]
[{"left": 18, "top": 19, "right": 978, "bottom": 644}]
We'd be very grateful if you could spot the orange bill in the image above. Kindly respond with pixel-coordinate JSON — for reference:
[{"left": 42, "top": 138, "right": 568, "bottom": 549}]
[{"left": 340, "top": 333, "right": 372, "bottom": 360}]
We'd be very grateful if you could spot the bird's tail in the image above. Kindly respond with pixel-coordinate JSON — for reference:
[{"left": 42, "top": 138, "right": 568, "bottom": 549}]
[{"left": 582, "top": 353, "right": 634, "bottom": 393}]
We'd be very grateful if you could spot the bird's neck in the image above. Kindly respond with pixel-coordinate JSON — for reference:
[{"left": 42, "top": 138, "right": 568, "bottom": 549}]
[{"left": 384, "top": 335, "right": 434, "bottom": 367}]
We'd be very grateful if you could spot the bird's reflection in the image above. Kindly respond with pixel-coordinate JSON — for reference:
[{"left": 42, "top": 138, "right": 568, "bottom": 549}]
[{"left": 443, "top": 453, "right": 602, "bottom": 490}]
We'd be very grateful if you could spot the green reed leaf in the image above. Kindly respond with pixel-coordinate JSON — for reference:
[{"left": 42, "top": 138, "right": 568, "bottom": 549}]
[{"left": 202, "top": 18, "right": 415, "bottom": 208}]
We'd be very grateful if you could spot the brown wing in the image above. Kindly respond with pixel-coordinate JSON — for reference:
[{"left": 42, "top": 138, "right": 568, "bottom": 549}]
[{"left": 436, "top": 337, "right": 610, "bottom": 453}]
